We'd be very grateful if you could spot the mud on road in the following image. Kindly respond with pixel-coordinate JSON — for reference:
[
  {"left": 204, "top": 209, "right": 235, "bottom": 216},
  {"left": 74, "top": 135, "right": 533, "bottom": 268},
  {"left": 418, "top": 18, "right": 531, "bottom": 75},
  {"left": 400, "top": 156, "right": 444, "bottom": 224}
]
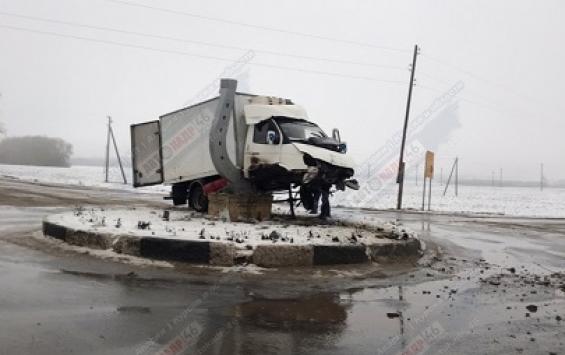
[{"left": 0, "top": 177, "right": 564, "bottom": 355}]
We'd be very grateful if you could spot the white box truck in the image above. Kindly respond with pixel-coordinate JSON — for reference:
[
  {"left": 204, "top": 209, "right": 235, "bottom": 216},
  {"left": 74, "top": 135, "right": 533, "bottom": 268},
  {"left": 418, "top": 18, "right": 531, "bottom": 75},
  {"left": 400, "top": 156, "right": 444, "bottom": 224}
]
[{"left": 131, "top": 79, "right": 358, "bottom": 212}]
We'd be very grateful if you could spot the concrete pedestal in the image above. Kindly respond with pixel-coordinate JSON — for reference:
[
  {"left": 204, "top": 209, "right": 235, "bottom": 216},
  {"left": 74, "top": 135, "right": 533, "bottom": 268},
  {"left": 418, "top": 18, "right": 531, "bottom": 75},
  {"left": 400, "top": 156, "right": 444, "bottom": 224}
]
[{"left": 208, "top": 192, "right": 272, "bottom": 221}]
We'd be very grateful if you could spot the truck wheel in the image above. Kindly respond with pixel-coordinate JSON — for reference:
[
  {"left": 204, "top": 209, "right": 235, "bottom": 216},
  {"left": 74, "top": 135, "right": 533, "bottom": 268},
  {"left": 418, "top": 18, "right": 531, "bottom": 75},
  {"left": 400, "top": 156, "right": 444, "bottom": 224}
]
[
  {"left": 300, "top": 185, "right": 314, "bottom": 211},
  {"left": 189, "top": 183, "right": 208, "bottom": 212},
  {"left": 171, "top": 183, "right": 188, "bottom": 206}
]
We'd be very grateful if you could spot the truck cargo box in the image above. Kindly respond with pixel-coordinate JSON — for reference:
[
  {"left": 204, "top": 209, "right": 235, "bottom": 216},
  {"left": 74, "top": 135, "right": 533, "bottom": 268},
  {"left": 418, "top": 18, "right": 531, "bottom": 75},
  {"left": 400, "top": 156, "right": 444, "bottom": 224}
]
[{"left": 131, "top": 94, "right": 252, "bottom": 187}]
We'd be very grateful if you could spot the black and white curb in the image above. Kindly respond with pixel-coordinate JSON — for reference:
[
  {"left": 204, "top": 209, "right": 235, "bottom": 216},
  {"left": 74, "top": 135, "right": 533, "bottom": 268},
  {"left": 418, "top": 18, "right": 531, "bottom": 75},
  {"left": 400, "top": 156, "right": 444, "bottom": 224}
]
[
  {"left": 43, "top": 220, "right": 422, "bottom": 267},
  {"left": 43, "top": 220, "right": 233, "bottom": 265}
]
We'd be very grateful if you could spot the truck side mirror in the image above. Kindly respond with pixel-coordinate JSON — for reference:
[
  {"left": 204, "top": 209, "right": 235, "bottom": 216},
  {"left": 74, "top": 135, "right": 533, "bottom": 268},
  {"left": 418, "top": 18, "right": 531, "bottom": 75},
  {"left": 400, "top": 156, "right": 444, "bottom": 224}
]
[
  {"left": 266, "top": 130, "right": 277, "bottom": 144},
  {"left": 332, "top": 128, "right": 341, "bottom": 142}
]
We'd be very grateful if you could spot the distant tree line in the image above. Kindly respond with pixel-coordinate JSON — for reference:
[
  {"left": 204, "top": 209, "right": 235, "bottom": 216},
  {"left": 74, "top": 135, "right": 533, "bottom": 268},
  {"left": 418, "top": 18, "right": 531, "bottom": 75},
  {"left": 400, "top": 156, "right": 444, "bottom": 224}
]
[{"left": 0, "top": 136, "right": 73, "bottom": 167}]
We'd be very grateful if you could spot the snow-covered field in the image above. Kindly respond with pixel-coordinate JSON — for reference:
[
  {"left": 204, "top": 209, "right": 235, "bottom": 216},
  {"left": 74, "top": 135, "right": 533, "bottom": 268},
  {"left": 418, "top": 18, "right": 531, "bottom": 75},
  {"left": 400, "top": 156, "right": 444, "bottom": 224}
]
[
  {"left": 336, "top": 181, "right": 565, "bottom": 218},
  {"left": 1, "top": 163, "right": 564, "bottom": 218},
  {"left": 0, "top": 163, "right": 167, "bottom": 194}
]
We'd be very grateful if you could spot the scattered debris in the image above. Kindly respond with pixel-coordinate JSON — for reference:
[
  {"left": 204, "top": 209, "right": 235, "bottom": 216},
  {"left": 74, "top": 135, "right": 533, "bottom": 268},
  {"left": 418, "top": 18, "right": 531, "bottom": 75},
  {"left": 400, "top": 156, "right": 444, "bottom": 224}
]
[
  {"left": 137, "top": 221, "right": 151, "bottom": 230},
  {"left": 269, "top": 230, "right": 281, "bottom": 240}
]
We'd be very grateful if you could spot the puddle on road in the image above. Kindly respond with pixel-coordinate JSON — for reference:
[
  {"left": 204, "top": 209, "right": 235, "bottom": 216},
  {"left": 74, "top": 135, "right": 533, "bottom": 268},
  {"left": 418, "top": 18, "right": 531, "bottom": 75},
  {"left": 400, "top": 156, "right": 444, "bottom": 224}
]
[
  {"left": 211, "top": 254, "right": 565, "bottom": 355},
  {"left": 116, "top": 306, "right": 152, "bottom": 314},
  {"left": 234, "top": 293, "right": 347, "bottom": 326}
]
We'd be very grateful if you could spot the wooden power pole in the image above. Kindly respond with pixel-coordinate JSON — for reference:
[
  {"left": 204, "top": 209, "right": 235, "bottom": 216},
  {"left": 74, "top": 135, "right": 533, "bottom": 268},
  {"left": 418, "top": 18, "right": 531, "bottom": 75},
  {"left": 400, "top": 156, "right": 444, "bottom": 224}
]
[
  {"left": 396, "top": 44, "right": 419, "bottom": 210},
  {"left": 105, "top": 117, "right": 111, "bottom": 183},
  {"left": 104, "top": 116, "right": 128, "bottom": 184},
  {"left": 540, "top": 163, "right": 544, "bottom": 191},
  {"left": 443, "top": 157, "right": 459, "bottom": 197}
]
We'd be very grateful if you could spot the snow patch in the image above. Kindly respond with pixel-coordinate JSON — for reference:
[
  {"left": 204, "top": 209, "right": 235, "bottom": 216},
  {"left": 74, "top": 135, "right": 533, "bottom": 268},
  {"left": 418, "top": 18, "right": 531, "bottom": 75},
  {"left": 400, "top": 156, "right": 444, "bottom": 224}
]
[{"left": 45, "top": 207, "right": 407, "bottom": 250}]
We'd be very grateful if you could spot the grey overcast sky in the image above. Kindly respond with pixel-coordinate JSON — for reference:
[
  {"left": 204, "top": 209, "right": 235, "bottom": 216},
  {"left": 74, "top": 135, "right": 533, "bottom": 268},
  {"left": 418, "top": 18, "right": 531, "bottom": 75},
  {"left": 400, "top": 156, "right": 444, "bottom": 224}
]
[{"left": 0, "top": 0, "right": 564, "bottom": 181}]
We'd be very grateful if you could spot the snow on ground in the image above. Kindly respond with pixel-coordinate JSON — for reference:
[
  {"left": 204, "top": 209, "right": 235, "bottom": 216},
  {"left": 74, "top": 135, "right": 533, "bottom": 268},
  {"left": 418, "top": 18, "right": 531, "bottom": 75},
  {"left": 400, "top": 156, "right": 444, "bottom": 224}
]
[
  {"left": 47, "top": 207, "right": 405, "bottom": 249},
  {"left": 335, "top": 181, "right": 565, "bottom": 218},
  {"left": 2, "top": 163, "right": 564, "bottom": 218},
  {"left": 0, "top": 163, "right": 167, "bottom": 194}
]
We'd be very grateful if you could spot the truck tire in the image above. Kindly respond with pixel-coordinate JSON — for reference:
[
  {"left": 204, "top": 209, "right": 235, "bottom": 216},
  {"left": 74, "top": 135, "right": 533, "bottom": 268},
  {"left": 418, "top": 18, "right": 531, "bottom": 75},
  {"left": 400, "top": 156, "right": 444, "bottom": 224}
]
[
  {"left": 171, "top": 183, "right": 188, "bottom": 206},
  {"left": 300, "top": 185, "right": 315, "bottom": 211},
  {"left": 189, "top": 182, "right": 208, "bottom": 212}
]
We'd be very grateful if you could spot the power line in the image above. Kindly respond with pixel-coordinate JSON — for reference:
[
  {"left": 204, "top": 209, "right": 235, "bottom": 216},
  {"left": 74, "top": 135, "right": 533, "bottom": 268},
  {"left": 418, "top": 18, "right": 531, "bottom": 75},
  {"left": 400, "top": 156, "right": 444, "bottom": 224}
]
[
  {"left": 418, "top": 82, "right": 556, "bottom": 124},
  {"left": 417, "top": 71, "right": 453, "bottom": 86},
  {"left": 420, "top": 53, "right": 549, "bottom": 107},
  {"left": 101, "top": 0, "right": 555, "bottom": 113},
  {"left": 0, "top": 24, "right": 408, "bottom": 84},
  {"left": 0, "top": 10, "right": 405, "bottom": 71},
  {"left": 104, "top": 0, "right": 411, "bottom": 54},
  {"left": 417, "top": 84, "right": 513, "bottom": 114},
  {"left": 418, "top": 74, "right": 521, "bottom": 113}
]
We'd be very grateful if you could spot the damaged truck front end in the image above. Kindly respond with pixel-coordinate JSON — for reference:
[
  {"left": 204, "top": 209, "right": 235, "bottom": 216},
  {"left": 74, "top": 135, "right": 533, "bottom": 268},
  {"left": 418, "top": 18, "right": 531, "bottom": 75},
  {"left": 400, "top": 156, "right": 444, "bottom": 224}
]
[{"left": 242, "top": 109, "right": 358, "bottom": 194}]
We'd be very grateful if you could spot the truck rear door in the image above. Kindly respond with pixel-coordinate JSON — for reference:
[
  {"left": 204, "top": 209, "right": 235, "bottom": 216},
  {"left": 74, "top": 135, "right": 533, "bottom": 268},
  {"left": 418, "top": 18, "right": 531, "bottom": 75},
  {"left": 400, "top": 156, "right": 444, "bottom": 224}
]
[{"left": 130, "top": 120, "right": 163, "bottom": 187}]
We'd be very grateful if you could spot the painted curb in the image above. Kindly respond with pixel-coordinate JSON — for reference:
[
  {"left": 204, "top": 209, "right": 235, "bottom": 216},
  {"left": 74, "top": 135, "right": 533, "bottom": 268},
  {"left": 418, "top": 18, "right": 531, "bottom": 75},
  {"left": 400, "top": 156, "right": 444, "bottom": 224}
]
[
  {"left": 113, "top": 235, "right": 141, "bottom": 256},
  {"left": 313, "top": 245, "right": 369, "bottom": 265},
  {"left": 368, "top": 238, "right": 422, "bottom": 261},
  {"left": 210, "top": 243, "right": 236, "bottom": 266},
  {"left": 253, "top": 244, "right": 314, "bottom": 267},
  {"left": 139, "top": 238, "right": 210, "bottom": 263},
  {"left": 42, "top": 219, "right": 422, "bottom": 267}
]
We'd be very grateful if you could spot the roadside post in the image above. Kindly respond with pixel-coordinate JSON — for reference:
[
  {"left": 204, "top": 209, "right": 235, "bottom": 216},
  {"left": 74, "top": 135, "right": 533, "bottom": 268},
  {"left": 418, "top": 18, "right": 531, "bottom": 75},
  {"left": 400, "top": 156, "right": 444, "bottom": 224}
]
[{"left": 421, "top": 151, "right": 434, "bottom": 211}]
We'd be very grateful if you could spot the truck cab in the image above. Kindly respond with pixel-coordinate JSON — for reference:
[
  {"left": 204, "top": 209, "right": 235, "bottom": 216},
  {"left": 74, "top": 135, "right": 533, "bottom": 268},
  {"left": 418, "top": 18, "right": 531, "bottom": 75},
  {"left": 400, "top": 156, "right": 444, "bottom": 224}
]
[{"left": 242, "top": 107, "right": 355, "bottom": 191}]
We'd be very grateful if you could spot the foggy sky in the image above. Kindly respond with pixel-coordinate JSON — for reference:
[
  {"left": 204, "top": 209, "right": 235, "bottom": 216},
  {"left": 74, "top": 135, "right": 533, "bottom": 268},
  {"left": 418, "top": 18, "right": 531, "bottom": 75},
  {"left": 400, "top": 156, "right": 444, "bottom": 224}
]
[{"left": 0, "top": 0, "right": 564, "bottom": 181}]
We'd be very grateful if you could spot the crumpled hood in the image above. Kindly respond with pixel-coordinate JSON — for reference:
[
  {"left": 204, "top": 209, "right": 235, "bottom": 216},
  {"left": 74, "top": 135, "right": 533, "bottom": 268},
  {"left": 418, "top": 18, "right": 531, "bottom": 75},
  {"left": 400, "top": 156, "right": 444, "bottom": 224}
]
[
  {"left": 292, "top": 143, "right": 356, "bottom": 170},
  {"left": 306, "top": 136, "right": 342, "bottom": 152}
]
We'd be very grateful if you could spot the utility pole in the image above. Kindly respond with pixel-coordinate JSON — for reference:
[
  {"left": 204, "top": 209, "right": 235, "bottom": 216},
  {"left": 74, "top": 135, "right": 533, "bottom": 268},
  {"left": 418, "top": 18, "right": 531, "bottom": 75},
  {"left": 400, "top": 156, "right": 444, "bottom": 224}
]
[
  {"left": 110, "top": 119, "right": 128, "bottom": 184},
  {"left": 104, "top": 116, "right": 128, "bottom": 184},
  {"left": 443, "top": 157, "right": 459, "bottom": 197},
  {"left": 105, "top": 117, "right": 111, "bottom": 183},
  {"left": 396, "top": 44, "right": 419, "bottom": 210},
  {"left": 415, "top": 163, "right": 419, "bottom": 186},
  {"left": 540, "top": 163, "right": 544, "bottom": 191},
  {"left": 455, "top": 157, "right": 459, "bottom": 196}
]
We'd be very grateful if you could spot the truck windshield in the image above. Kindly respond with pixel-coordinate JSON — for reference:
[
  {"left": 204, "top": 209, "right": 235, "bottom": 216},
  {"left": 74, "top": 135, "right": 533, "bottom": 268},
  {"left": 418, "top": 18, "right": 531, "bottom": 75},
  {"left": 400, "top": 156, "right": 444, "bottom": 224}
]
[{"left": 275, "top": 118, "right": 327, "bottom": 141}]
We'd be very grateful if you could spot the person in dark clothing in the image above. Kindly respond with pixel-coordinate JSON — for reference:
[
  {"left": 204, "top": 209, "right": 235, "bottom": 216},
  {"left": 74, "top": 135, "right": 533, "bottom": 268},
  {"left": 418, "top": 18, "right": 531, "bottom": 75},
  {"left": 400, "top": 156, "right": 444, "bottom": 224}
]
[
  {"left": 302, "top": 182, "right": 331, "bottom": 219},
  {"left": 319, "top": 183, "right": 331, "bottom": 219},
  {"left": 310, "top": 188, "right": 321, "bottom": 214}
]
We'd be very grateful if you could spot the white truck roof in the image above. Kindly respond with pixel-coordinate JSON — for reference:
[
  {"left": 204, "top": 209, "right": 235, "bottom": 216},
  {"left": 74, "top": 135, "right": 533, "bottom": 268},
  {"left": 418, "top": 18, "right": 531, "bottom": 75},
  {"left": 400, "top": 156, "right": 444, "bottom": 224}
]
[{"left": 243, "top": 104, "right": 309, "bottom": 125}]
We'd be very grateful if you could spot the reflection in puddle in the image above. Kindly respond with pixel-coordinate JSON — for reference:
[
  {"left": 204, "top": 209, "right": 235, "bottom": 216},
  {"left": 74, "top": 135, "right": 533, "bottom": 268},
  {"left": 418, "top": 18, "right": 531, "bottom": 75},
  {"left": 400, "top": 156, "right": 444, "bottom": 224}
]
[{"left": 234, "top": 293, "right": 348, "bottom": 326}]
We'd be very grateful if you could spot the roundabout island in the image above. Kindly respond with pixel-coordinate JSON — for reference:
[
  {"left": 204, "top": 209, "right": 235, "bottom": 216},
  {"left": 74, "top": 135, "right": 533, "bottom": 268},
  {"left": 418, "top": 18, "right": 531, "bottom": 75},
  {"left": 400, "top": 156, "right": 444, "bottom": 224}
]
[{"left": 42, "top": 207, "right": 422, "bottom": 268}]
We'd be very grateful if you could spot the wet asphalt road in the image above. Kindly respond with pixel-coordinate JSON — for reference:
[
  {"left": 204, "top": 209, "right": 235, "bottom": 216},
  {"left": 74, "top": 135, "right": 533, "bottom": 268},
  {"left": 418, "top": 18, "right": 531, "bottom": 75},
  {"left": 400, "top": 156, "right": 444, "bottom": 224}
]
[{"left": 0, "top": 178, "right": 564, "bottom": 355}]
